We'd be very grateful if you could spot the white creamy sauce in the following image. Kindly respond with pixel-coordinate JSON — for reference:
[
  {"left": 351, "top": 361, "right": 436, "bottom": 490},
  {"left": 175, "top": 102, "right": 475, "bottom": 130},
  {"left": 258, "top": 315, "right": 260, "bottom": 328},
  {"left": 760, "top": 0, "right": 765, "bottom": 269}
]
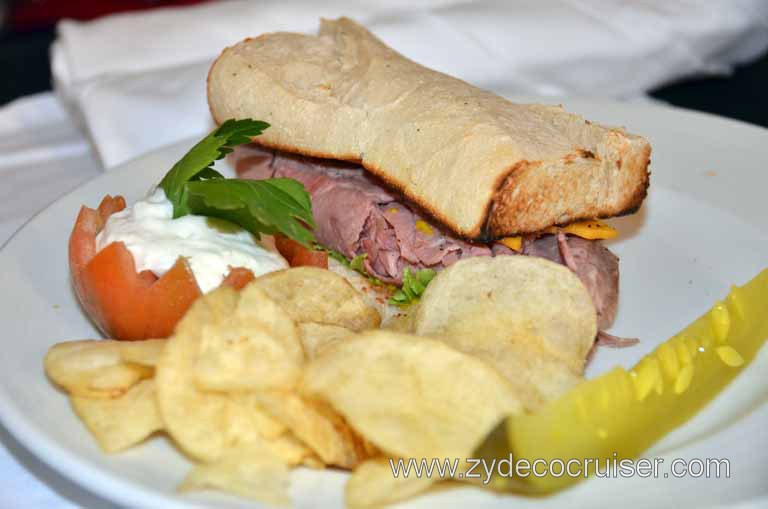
[{"left": 95, "top": 188, "right": 287, "bottom": 292}]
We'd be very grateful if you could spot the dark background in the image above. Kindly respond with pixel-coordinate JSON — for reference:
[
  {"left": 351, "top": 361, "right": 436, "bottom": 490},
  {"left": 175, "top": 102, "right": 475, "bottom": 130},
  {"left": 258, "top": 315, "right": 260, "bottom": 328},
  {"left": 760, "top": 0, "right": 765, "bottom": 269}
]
[{"left": 2, "top": 1, "right": 767, "bottom": 128}]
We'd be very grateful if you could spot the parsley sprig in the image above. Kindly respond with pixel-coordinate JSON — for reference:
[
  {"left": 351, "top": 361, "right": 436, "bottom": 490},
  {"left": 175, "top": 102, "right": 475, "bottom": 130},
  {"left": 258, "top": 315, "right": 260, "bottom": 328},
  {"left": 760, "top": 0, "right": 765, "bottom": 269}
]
[
  {"left": 158, "top": 119, "right": 434, "bottom": 297},
  {"left": 389, "top": 267, "right": 436, "bottom": 306},
  {"left": 158, "top": 119, "right": 315, "bottom": 246},
  {"left": 324, "top": 250, "right": 385, "bottom": 286},
  {"left": 326, "top": 248, "right": 436, "bottom": 305}
]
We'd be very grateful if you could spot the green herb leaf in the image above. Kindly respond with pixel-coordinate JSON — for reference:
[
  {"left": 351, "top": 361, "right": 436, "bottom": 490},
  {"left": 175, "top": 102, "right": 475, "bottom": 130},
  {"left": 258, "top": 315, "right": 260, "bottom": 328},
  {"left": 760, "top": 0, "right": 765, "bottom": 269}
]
[
  {"left": 389, "top": 267, "right": 436, "bottom": 306},
  {"left": 349, "top": 254, "right": 368, "bottom": 273},
  {"left": 321, "top": 249, "right": 434, "bottom": 303},
  {"left": 325, "top": 248, "right": 351, "bottom": 265},
  {"left": 321, "top": 249, "right": 388, "bottom": 287},
  {"left": 185, "top": 178, "right": 315, "bottom": 247},
  {"left": 156, "top": 119, "right": 315, "bottom": 246},
  {"left": 159, "top": 118, "right": 270, "bottom": 218}
]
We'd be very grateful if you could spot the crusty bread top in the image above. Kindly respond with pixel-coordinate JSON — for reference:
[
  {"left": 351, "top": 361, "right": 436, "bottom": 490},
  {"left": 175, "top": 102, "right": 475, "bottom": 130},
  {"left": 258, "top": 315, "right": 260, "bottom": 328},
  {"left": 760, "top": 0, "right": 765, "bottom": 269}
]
[{"left": 208, "top": 18, "right": 650, "bottom": 240}]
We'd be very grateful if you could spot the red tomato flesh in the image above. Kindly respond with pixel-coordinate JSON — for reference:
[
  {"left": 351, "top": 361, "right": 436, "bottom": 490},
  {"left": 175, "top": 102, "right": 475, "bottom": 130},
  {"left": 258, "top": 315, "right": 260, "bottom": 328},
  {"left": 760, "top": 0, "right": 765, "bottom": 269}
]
[
  {"left": 69, "top": 195, "right": 255, "bottom": 340},
  {"left": 274, "top": 234, "right": 328, "bottom": 268}
]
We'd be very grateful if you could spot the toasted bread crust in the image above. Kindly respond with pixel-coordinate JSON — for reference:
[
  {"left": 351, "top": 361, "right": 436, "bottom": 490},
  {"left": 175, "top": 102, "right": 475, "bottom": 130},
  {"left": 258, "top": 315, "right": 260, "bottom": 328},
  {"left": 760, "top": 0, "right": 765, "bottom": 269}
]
[
  {"left": 207, "top": 18, "right": 651, "bottom": 240},
  {"left": 487, "top": 138, "right": 650, "bottom": 238}
]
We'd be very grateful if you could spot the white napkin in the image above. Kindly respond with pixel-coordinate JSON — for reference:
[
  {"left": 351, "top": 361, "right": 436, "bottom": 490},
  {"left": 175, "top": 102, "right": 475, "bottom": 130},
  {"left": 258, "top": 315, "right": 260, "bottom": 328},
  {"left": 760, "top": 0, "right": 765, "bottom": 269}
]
[
  {"left": 52, "top": 0, "right": 768, "bottom": 169},
  {"left": 0, "top": 93, "right": 100, "bottom": 244}
]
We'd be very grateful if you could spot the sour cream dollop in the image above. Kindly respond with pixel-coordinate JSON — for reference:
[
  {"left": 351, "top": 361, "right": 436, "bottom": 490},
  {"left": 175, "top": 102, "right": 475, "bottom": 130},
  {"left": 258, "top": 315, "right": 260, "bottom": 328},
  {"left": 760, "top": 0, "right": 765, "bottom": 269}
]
[{"left": 95, "top": 188, "right": 288, "bottom": 292}]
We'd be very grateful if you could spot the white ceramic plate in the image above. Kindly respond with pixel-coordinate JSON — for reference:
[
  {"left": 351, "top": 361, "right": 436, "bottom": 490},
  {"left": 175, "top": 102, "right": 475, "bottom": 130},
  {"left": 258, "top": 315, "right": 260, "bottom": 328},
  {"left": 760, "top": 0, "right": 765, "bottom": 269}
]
[{"left": 1, "top": 100, "right": 767, "bottom": 509}]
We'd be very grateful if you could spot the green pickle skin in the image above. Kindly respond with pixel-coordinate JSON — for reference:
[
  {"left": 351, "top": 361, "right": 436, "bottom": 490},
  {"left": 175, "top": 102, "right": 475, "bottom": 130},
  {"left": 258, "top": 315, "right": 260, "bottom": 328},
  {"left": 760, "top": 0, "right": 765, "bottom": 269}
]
[{"left": 474, "top": 268, "right": 768, "bottom": 494}]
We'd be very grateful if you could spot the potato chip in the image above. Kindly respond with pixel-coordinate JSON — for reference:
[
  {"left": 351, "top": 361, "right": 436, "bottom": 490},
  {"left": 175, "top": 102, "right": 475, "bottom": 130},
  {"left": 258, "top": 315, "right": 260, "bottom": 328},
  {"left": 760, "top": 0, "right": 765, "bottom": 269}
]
[
  {"left": 301, "top": 331, "right": 521, "bottom": 460},
  {"left": 70, "top": 379, "right": 162, "bottom": 452},
  {"left": 156, "top": 287, "right": 305, "bottom": 463},
  {"left": 156, "top": 291, "right": 235, "bottom": 461},
  {"left": 346, "top": 457, "right": 436, "bottom": 509},
  {"left": 116, "top": 339, "right": 165, "bottom": 366},
  {"left": 192, "top": 284, "right": 303, "bottom": 392},
  {"left": 45, "top": 340, "right": 157, "bottom": 398},
  {"left": 179, "top": 442, "right": 290, "bottom": 506},
  {"left": 298, "top": 322, "right": 354, "bottom": 359},
  {"left": 381, "top": 308, "right": 416, "bottom": 333},
  {"left": 224, "top": 393, "right": 287, "bottom": 441},
  {"left": 51, "top": 255, "right": 604, "bottom": 507},
  {"left": 221, "top": 393, "right": 315, "bottom": 465},
  {"left": 255, "top": 390, "right": 369, "bottom": 468},
  {"left": 253, "top": 267, "right": 381, "bottom": 330},
  {"left": 413, "top": 256, "right": 596, "bottom": 409},
  {"left": 415, "top": 256, "right": 597, "bottom": 368},
  {"left": 266, "top": 433, "right": 318, "bottom": 466},
  {"left": 415, "top": 325, "right": 584, "bottom": 410},
  {"left": 462, "top": 337, "right": 582, "bottom": 410},
  {"left": 85, "top": 363, "right": 153, "bottom": 392},
  {"left": 327, "top": 257, "right": 397, "bottom": 323},
  {"left": 302, "top": 455, "right": 325, "bottom": 469}
]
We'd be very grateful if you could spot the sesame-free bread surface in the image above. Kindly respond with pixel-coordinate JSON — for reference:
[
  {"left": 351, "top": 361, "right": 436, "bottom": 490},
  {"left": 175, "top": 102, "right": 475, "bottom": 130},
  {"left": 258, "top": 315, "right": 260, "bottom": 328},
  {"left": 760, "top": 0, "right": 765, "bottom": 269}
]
[{"left": 208, "top": 18, "right": 650, "bottom": 240}]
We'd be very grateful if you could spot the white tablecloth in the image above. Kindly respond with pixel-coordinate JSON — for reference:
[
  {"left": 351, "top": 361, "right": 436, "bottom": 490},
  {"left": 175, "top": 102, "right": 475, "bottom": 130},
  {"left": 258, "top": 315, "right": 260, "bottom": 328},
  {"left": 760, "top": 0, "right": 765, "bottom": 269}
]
[
  {"left": 0, "top": 94, "right": 112, "bottom": 508},
  {"left": 2, "top": 1, "right": 768, "bottom": 507}
]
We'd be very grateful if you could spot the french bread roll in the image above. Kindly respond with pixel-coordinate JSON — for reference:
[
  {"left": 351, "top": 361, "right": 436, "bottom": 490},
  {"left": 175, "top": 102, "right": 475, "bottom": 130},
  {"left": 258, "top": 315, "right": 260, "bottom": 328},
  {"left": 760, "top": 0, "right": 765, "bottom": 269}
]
[{"left": 208, "top": 17, "right": 650, "bottom": 240}]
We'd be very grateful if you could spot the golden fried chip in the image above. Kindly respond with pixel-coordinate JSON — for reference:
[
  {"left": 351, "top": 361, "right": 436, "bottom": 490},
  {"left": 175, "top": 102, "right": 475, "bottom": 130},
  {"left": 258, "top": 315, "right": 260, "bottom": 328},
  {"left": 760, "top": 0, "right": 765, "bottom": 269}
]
[
  {"left": 255, "top": 390, "right": 368, "bottom": 468},
  {"left": 298, "top": 322, "right": 354, "bottom": 360},
  {"left": 346, "top": 457, "right": 436, "bottom": 509},
  {"left": 156, "top": 287, "right": 304, "bottom": 463},
  {"left": 327, "top": 257, "right": 396, "bottom": 322},
  {"left": 86, "top": 364, "right": 152, "bottom": 392},
  {"left": 70, "top": 379, "right": 162, "bottom": 452},
  {"left": 381, "top": 308, "right": 416, "bottom": 333},
  {"left": 301, "top": 331, "right": 521, "bottom": 460},
  {"left": 116, "top": 339, "right": 165, "bottom": 366},
  {"left": 430, "top": 334, "right": 583, "bottom": 411},
  {"left": 179, "top": 442, "right": 290, "bottom": 506},
  {"left": 415, "top": 256, "right": 597, "bottom": 367},
  {"left": 264, "top": 432, "right": 317, "bottom": 466},
  {"left": 413, "top": 256, "right": 596, "bottom": 409},
  {"left": 222, "top": 393, "right": 285, "bottom": 442},
  {"left": 302, "top": 455, "right": 325, "bottom": 469},
  {"left": 253, "top": 267, "right": 381, "bottom": 330},
  {"left": 45, "top": 340, "right": 156, "bottom": 398},
  {"left": 156, "top": 290, "right": 237, "bottom": 461},
  {"left": 193, "top": 284, "right": 303, "bottom": 392}
]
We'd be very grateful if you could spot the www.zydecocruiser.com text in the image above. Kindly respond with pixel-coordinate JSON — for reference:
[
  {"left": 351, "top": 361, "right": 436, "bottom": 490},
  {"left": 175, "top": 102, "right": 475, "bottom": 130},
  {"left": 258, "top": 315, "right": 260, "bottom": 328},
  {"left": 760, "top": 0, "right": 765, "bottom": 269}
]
[{"left": 389, "top": 454, "right": 730, "bottom": 483}]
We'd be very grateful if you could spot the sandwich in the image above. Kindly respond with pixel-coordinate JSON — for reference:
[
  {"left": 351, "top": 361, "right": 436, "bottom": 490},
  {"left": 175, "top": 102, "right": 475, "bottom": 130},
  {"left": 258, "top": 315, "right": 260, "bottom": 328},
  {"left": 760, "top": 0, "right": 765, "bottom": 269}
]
[{"left": 207, "top": 18, "right": 650, "bottom": 342}]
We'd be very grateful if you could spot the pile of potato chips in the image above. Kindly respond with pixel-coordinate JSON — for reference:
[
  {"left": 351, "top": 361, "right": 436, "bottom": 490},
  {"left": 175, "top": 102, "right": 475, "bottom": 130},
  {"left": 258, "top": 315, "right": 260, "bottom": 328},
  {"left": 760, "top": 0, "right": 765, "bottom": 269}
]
[{"left": 45, "top": 257, "right": 597, "bottom": 507}]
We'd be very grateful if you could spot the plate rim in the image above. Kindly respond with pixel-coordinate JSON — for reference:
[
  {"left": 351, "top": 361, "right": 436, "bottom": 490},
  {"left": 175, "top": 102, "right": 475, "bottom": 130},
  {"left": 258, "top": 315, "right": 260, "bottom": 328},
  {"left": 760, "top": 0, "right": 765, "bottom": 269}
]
[
  {"left": 0, "top": 141, "right": 215, "bottom": 509},
  {"left": 1, "top": 99, "right": 767, "bottom": 508}
]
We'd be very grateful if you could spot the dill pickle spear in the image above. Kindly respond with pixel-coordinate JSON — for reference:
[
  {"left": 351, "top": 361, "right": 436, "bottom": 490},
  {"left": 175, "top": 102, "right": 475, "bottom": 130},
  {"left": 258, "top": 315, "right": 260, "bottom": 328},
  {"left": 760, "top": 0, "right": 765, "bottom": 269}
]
[{"left": 475, "top": 268, "right": 768, "bottom": 494}]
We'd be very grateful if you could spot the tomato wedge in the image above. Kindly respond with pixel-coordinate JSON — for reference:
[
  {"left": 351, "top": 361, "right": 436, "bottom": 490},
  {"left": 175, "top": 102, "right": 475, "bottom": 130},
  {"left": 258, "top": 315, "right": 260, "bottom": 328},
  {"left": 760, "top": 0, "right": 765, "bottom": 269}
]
[
  {"left": 274, "top": 234, "right": 328, "bottom": 268},
  {"left": 220, "top": 267, "right": 256, "bottom": 290},
  {"left": 69, "top": 195, "right": 255, "bottom": 341}
]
